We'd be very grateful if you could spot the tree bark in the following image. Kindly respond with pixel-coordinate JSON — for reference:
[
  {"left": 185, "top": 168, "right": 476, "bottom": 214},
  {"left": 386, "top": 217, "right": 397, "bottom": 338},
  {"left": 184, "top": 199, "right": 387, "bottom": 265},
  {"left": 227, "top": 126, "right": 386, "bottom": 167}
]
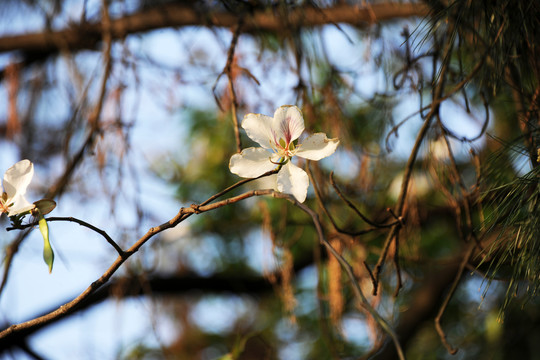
[{"left": 0, "top": 2, "right": 429, "bottom": 56}]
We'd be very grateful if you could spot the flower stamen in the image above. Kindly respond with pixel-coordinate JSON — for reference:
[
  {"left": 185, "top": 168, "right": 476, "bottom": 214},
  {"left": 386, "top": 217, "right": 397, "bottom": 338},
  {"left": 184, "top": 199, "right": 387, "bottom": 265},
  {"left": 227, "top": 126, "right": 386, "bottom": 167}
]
[{"left": 269, "top": 157, "right": 288, "bottom": 165}]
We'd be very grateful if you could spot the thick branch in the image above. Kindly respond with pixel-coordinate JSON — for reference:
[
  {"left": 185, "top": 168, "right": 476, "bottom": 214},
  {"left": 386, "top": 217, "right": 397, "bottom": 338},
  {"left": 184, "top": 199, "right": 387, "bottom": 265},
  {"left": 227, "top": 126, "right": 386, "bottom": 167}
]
[
  {"left": 0, "top": 223, "right": 320, "bottom": 352},
  {"left": 0, "top": 273, "right": 275, "bottom": 351},
  {"left": 0, "top": 187, "right": 275, "bottom": 347},
  {"left": 0, "top": 3, "right": 428, "bottom": 57}
]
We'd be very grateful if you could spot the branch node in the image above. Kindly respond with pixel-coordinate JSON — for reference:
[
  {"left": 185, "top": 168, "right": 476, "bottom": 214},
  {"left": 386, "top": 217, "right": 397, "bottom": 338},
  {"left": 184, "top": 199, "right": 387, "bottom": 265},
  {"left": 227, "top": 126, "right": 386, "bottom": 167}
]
[{"left": 190, "top": 204, "right": 202, "bottom": 214}]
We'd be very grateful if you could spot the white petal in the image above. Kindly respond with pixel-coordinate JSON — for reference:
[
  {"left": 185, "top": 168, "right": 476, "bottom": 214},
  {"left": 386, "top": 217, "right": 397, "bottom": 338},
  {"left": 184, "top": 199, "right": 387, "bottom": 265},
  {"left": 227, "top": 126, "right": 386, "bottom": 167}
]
[
  {"left": 3, "top": 159, "right": 34, "bottom": 200},
  {"left": 242, "top": 113, "right": 275, "bottom": 149},
  {"left": 277, "top": 162, "right": 309, "bottom": 203},
  {"left": 7, "top": 197, "right": 35, "bottom": 216},
  {"left": 3, "top": 160, "right": 35, "bottom": 216},
  {"left": 272, "top": 105, "right": 305, "bottom": 144},
  {"left": 295, "top": 133, "right": 339, "bottom": 161},
  {"left": 229, "top": 147, "right": 279, "bottom": 178},
  {"left": 252, "top": 173, "right": 279, "bottom": 191}
]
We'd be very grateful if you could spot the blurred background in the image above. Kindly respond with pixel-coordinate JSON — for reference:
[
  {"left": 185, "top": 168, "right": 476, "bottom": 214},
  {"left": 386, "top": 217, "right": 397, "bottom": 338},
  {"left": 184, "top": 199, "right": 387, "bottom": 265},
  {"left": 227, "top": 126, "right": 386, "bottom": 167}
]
[{"left": 0, "top": 0, "right": 539, "bottom": 359}]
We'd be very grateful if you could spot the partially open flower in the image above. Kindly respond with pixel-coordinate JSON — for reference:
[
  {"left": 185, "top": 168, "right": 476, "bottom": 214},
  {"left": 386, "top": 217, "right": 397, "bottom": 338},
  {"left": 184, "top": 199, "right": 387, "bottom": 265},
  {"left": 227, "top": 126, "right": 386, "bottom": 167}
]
[
  {"left": 1, "top": 160, "right": 57, "bottom": 273},
  {"left": 229, "top": 105, "right": 339, "bottom": 202},
  {"left": 0, "top": 159, "right": 36, "bottom": 217}
]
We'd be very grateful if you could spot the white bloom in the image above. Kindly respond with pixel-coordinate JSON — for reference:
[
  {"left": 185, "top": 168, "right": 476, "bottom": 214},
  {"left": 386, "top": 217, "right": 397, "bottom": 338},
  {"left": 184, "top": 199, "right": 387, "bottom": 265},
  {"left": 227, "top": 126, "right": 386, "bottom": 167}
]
[
  {"left": 0, "top": 159, "right": 36, "bottom": 217},
  {"left": 229, "top": 105, "right": 339, "bottom": 202}
]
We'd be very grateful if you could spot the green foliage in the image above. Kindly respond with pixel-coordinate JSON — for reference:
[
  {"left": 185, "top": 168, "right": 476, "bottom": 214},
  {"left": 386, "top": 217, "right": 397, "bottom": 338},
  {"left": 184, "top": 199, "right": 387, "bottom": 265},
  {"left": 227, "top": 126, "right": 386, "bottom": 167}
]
[
  {"left": 172, "top": 110, "right": 238, "bottom": 202},
  {"left": 427, "top": 0, "right": 539, "bottom": 95},
  {"left": 481, "top": 163, "right": 540, "bottom": 310}
]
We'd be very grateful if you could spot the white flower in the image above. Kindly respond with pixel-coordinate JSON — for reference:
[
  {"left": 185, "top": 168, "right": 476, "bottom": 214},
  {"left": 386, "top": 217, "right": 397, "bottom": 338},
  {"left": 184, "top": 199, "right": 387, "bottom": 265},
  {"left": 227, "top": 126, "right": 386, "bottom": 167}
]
[
  {"left": 229, "top": 105, "right": 339, "bottom": 202},
  {"left": 0, "top": 159, "right": 36, "bottom": 217}
]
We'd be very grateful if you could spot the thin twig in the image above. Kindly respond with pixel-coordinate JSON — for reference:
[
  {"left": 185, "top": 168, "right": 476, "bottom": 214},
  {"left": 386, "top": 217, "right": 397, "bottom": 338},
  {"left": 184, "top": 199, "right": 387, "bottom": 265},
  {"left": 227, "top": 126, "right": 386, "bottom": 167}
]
[
  {"left": 371, "top": 227, "right": 399, "bottom": 295},
  {"left": 392, "top": 231, "right": 403, "bottom": 297},
  {"left": 329, "top": 172, "right": 398, "bottom": 228},
  {"left": 277, "top": 193, "right": 406, "bottom": 360},
  {"left": 309, "top": 166, "right": 396, "bottom": 236},
  {"left": 471, "top": 149, "right": 485, "bottom": 233},
  {"left": 212, "top": 19, "right": 244, "bottom": 153},
  {"left": 226, "top": 20, "right": 244, "bottom": 154},
  {"left": 188, "top": 189, "right": 275, "bottom": 214},
  {"left": 307, "top": 164, "right": 358, "bottom": 235},
  {"left": 7, "top": 217, "right": 125, "bottom": 257},
  {"left": 385, "top": 49, "right": 489, "bottom": 151},
  {"left": 313, "top": 235, "right": 341, "bottom": 360},
  {"left": 372, "top": 29, "right": 455, "bottom": 294},
  {"left": 45, "top": 0, "right": 113, "bottom": 199},
  {"left": 435, "top": 242, "right": 475, "bottom": 355},
  {"left": 438, "top": 129, "right": 478, "bottom": 247},
  {"left": 200, "top": 168, "right": 279, "bottom": 206}
]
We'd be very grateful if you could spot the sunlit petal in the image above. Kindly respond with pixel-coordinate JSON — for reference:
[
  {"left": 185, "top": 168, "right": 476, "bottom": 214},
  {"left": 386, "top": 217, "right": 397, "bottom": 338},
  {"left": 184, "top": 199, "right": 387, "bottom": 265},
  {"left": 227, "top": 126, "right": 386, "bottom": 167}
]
[
  {"left": 229, "top": 147, "right": 279, "bottom": 178},
  {"left": 277, "top": 162, "right": 309, "bottom": 203},
  {"left": 295, "top": 133, "right": 340, "bottom": 161},
  {"left": 272, "top": 105, "right": 305, "bottom": 144},
  {"left": 7, "top": 197, "right": 35, "bottom": 216},
  {"left": 242, "top": 113, "right": 275, "bottom": 149},
  {"left": 2, "top": 159, "right": 36, "bottom": 216},
  {"left": 3, "top": 159, "right": 33, "bottom": 199},
  {"left": 252, "top": 173, "right": 279, "bottom": 191}
]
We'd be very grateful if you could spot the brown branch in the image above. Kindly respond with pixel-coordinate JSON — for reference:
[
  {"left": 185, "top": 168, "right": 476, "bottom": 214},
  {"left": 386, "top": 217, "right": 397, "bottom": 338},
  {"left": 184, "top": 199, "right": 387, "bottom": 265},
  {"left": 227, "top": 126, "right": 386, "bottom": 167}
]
[
  {"left": 307, "top": 164, "right": 352, "bottom": 235},
  {"left": 0, "top": 3, "right": 429, "bottom": 58},
  {"left": 392, "top": 231, "right": 403, "bottom": 297},
  {"left": 227, "top": 21, "right": 243, "bottom": 154},
  {"left": 212, "top": 19, "right": 244, "bottom": 153},
  {"left": 0, "top": 186, "right": 406, "bottom": 359},
  {"left": 330, "top": 172, "right": 398, "bottom": 229},
  {"left": 0, "top": 231, "right": 335, "bottom": 352},
  {"left": 0, "top": 181, "right": 471, "bottom": 353},
  {"left": 371, "top": 28, "right": 456, "bottom": 295},
  {"left": 375, "top": 21, "right": 506, "bottom": 297},
  {"left": 308, "top": 165, "right": 398, "bottom": 236},
  {"left": 0, "top": 273, "right": 274, "bottom": 352},
  {"left": 0, "top": 175, "right": 278, "bottom": 344},
  {"left": 201, "top": 168, "right": 279, "bottom": 206}
]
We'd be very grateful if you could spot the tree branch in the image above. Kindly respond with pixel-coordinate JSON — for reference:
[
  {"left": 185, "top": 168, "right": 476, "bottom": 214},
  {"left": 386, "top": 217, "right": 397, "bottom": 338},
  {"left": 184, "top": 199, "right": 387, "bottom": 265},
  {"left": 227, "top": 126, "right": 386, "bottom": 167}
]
[
  {"left": 0, "top": 3, "right": 428, "bottom": 58},
  {"left": 0, "top": 232, "right": 322, "bottom": 353},
  {"left": 0, "top": 274, "right": 272, "bottom": 351},
  {"left": 279, "top": 193, "right": 406, "bottom": 360},
  {"left": 0, "top": 182, "right": 276, "bottom": 346}
]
